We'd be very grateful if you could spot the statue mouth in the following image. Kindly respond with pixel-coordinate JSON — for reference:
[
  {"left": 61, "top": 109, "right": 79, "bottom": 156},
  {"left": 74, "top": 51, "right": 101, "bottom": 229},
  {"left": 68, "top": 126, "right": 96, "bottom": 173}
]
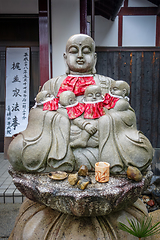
[{"left": 77, "top": 60, "right": 84, "bottom": 65}]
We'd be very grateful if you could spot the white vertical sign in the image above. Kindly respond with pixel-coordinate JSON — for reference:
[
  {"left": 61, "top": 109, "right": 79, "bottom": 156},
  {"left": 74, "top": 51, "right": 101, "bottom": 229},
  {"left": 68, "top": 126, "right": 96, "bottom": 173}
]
[{"left": 5, "top": 47, "right": 30, "bottom": 137}]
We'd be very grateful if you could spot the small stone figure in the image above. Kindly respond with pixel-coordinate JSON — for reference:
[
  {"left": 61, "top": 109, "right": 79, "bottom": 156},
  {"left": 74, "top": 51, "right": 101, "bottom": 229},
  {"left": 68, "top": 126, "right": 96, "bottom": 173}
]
[
  {"left": 109, "top": 80, "right": 130, "bottom": 111},
  {"left": 33, "top": 90, "right": 56, "bottom": 109},
  {"left": 59, "top": 85, "right": 104, "bottom": 148}
]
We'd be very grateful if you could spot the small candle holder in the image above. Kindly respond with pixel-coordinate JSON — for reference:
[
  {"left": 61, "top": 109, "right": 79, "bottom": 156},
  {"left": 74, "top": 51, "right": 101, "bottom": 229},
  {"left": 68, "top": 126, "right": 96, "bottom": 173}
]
[{"left": 95, "top": 162, "right": 110, "bottom": 183}]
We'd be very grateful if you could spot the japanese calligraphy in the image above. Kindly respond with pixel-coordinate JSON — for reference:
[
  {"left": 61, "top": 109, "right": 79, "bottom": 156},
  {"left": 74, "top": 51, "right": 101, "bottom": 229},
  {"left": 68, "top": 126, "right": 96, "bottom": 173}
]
[
  {"left": 11, "top": 62, "right": 21, "bottom": 70},
  {"left": 13, "top": 88, "right": 22, "bottom": 97},
  {"left": 12, "top": 75, "right": 20, "bottom": 83},
  {"left": 5, "top": 48, "right": 30, "bottom": 137}
]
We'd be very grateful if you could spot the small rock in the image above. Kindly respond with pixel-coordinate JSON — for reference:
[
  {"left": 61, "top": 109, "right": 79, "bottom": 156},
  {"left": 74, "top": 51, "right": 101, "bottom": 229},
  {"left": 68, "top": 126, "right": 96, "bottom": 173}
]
[
  {"left": 147, "top": 200, "right": 155, "bottom": 207},
  {"left": 78, "top": 165, "right": 88, "bottom": 176},
  {"left": 79, "top": 175, "right": 92, "bottom": 183},
  {"left": 126, "top": 166, "right": 143, "bottom": 182},
  {"left": 68, "top": 173, "right": 79, "bottom": 185},
  {"left": 77, "top": 179, "right": 89, "bottom": 190}
]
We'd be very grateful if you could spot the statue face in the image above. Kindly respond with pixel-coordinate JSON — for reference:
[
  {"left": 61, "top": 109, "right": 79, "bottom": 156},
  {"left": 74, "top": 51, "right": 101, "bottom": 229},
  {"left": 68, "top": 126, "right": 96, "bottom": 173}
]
[
  {"left": 110, "top": 83, "right": 125, "bottom": 97},
  {"left": 36, "top": 91, "right": 54, "bottom": 103},
  {"left": 85, "top": 85, "right": 102, "bottom": 102},
  {"left": 64, "top": 34, "right": 96, "bottom": 74}
]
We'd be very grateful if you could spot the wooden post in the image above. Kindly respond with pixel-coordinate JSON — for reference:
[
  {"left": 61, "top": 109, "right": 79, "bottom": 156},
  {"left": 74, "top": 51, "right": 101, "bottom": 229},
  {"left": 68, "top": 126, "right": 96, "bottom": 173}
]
[
  {"left": 91, "top": 0, "right": 95, "bottom": 40},
  {"left": 118, "top": 16, "right": 123, "bottom": 47},
  {"left": 80, "top": 0, "right": 87, "bottom": 34},
  {"left": 39, "top": 0, "right": 50, "bottom": 87}
]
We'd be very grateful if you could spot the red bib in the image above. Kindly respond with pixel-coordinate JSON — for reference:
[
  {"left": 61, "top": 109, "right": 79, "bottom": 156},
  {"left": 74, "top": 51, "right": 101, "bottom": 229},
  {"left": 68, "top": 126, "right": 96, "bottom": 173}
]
[
  {"left": 84, "top": 102, "right": 105, "bottom": 119},
  {"left": 103, "top": 93, "right": 119, "bottom": 109},
  {"left": 43, "top": 98, "right": 59, "bottom": 111},
  {"left": 57, "top": 75, "right": 96, "bottom": 97},
  {"left": 66, "top": 103, "right": 85, "bottom": 119}
]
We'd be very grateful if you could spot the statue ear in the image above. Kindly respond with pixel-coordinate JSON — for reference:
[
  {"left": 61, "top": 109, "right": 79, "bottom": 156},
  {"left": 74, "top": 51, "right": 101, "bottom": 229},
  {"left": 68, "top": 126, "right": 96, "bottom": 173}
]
[
  {"left": 68, "top": 98, "right": 73, "bottom": 105},
  {"left": 63, "top": 52, "right": 67, "bottom": 59},
  {"left": 63, "top": 52, "right": 70, "bottom": 74},
  {"left": 92, "top": 53, "right": 97, "bottom": 74},
  {"left": 123, "top": 89, "right": 127, "bottom": 97}
]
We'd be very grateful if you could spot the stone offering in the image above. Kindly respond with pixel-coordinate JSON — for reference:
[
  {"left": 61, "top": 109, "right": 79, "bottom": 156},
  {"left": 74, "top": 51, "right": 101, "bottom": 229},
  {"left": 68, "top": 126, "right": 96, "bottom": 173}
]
[
  {"left": 127, "top": 166, "right": 143, "bottom": 181},
  {"left": 48, "top": 171, "right": 68, "bottom": 180},
  {"left": 68, "top": 173, "right": 79, "bottom": 185},
  {"left": 77, "top": 179, "right": 89, "bottom": 190},
  {"left": 78, "top": 165, "right": 89, "bottom": 176}
]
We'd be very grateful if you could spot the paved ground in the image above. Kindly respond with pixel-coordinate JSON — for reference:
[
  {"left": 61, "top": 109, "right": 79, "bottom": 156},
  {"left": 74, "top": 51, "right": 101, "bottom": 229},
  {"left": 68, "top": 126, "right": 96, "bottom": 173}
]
[
  {"left": 0, "top": 153, "right": 24, "bottom": 204},
  {"left": 0, "top": 203, "right": 21, "bottom": 239},
  {"left": 0, "top": 153, "right": 23, "bottom": 239}
]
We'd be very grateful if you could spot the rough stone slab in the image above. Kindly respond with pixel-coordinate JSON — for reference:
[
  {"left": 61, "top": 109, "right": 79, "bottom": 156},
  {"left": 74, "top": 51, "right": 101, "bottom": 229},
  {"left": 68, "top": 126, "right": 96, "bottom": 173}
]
[{"left": 9, "top": 166, "right": 153, "bottom": 217}]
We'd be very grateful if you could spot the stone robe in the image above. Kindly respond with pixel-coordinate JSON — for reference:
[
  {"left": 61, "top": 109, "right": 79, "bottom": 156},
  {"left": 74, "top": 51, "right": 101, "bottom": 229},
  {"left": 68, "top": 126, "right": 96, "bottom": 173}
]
[{"left": 7, "top": 74, "right": 153, "bottom": 173}]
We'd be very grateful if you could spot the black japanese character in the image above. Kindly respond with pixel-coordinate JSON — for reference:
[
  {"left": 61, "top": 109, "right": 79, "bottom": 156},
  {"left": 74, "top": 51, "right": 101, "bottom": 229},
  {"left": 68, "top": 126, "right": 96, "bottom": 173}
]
[
  {"left": 11, "top": 62, "right": 21, "bottom": 70},
  {"left": 13, "top": 88, "right": 22, "bottom": 97},
  {"left": 7, "top": 105, "right": 11, "bottom": 116},
  {"left": 12, "top": 75, "right": 20, "bottom": 83},
  {"left": 11, "top": 116, "right": 20, "bottom": 130},
  {"left": 12, "top": 102, "right": 20, "bottom": 112}
]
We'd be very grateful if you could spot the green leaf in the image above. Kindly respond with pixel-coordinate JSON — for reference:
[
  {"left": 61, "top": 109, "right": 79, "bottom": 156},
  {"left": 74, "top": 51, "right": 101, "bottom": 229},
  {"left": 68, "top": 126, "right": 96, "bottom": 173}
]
[{"left": 118, "top": 216, "right": 160, "bottom": 238}]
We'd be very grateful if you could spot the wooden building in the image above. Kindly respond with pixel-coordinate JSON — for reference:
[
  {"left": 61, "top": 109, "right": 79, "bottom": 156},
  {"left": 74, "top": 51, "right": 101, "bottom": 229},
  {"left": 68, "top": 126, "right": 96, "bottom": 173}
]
[{"left": 0, "top": 0, "right": 160, "bottom": 153}]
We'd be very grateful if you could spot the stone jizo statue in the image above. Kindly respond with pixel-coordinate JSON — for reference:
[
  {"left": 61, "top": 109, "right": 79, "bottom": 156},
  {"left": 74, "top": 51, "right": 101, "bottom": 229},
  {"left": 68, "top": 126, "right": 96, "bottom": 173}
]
[{"left": 7, "top": 33, "right": 153, "bottom": 174}]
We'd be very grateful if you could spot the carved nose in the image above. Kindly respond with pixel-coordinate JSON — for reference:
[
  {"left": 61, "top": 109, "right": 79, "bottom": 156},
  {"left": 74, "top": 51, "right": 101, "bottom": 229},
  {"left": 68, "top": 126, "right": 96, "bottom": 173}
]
[
  {"left": 92, "top": 95, "right": 96, "bottom": 100},
  {"left": 78, "top": 49, "right": 83, "bottom": 58}
]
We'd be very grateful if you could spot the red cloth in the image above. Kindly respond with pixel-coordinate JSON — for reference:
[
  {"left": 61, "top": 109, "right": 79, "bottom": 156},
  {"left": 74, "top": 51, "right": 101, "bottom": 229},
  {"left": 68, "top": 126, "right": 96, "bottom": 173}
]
[
  {"left": 43, "top": 98, "right": 59, "bottom": 111},
  {"left": 103, "top": 93, "right": 119, "bottom": 109},
  {"left": 66, "top": 103, "right": 85, "bottom": 119},
  {"left": 84, "top": 102, "right": 105, "bottom": 119},
  {"left": 57, "top": 75, "right": 96, "bottom": 97}
]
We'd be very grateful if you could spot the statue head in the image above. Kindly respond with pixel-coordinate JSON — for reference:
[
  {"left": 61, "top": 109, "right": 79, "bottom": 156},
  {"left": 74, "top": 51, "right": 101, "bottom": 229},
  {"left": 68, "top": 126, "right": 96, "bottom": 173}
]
[
  {"left": 59, "top": 91, "right": 77, "bottom": 107},
  {"left": 84, "top": 85, "right": 103, "bottom": 102},
  {"left": 110, "top": 81, "right": 130, "bottom": 98},
  {"left": 36, "top": 90, "right": 54, "bottom": 104},
  {"left": 63, "top": 34, "right": 97, "bottom": 75}
]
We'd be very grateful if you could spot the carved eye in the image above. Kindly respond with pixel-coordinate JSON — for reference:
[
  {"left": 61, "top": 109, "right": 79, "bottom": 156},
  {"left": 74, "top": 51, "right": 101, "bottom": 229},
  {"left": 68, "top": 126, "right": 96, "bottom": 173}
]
[
  {"left": 46, "top": 93, "right": 50, "bottom": 97},
  {"left": 69, "top": 47, "right": 78, "bottom": 54},
  {"left": 87, "top": 93, "right": 93, "bottom": 97},
  {"left": 113, "top": 87, "right": 118, "bottom": 91},
  {"left": 82, "top": 47, "right": 91, "bottom": 54},
  {"left": 96, "top": 93, "right": 101, "bottom": 97}
]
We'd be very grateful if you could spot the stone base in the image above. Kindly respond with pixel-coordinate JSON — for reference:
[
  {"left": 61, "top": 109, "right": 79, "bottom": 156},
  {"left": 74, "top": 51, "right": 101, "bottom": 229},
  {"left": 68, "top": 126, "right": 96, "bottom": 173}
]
[
  {"left": 9, "top": 198, "right": 154, "bottom": 240},
  {"left": 8, "top": 166, "right": 153, "bottom": 217}
]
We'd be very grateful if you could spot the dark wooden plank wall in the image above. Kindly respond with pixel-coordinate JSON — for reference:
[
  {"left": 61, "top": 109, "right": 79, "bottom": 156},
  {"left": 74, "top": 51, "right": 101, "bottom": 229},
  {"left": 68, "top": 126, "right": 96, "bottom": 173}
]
[
  {"left": 96, "top": 50, "right": 160, "bottom": 148},
  {"left": 0, "top": 50, "right": 5, "bottom": 151},
  {"left": 0, "top": 48, "right": 40, "bottom": 152}
]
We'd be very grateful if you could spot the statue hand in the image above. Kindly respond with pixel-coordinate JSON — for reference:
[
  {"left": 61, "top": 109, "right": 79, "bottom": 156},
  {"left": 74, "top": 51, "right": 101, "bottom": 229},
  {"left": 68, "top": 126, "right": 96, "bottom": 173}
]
[{"left": 85, "top": 124, "right": 97, "bottom": 135}]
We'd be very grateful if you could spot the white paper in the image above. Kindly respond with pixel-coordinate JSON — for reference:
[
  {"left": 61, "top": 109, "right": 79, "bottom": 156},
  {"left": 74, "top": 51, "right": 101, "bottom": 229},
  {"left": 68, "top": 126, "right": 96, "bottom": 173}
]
[{"left": 5, "top": 47, "right": 30, "bottom": 137}]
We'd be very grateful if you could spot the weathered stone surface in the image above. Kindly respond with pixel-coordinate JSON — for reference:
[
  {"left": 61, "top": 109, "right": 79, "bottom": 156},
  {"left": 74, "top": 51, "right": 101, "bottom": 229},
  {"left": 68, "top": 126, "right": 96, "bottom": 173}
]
[
  {"left": 9, "top": 166, "right": 153, "bottom": 217},
  {"left": 149, "top": 209, "right": 160, "bottom": 240},
  {"left": 9, "top": 198, "right": 155, "bottom": 240}
]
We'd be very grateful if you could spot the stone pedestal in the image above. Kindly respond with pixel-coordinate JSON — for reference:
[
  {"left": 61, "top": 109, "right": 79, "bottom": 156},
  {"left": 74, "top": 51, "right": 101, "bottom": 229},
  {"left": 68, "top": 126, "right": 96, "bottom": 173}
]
[{"left": 9, "top": 198, "right": 154, "bottom": 240}]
